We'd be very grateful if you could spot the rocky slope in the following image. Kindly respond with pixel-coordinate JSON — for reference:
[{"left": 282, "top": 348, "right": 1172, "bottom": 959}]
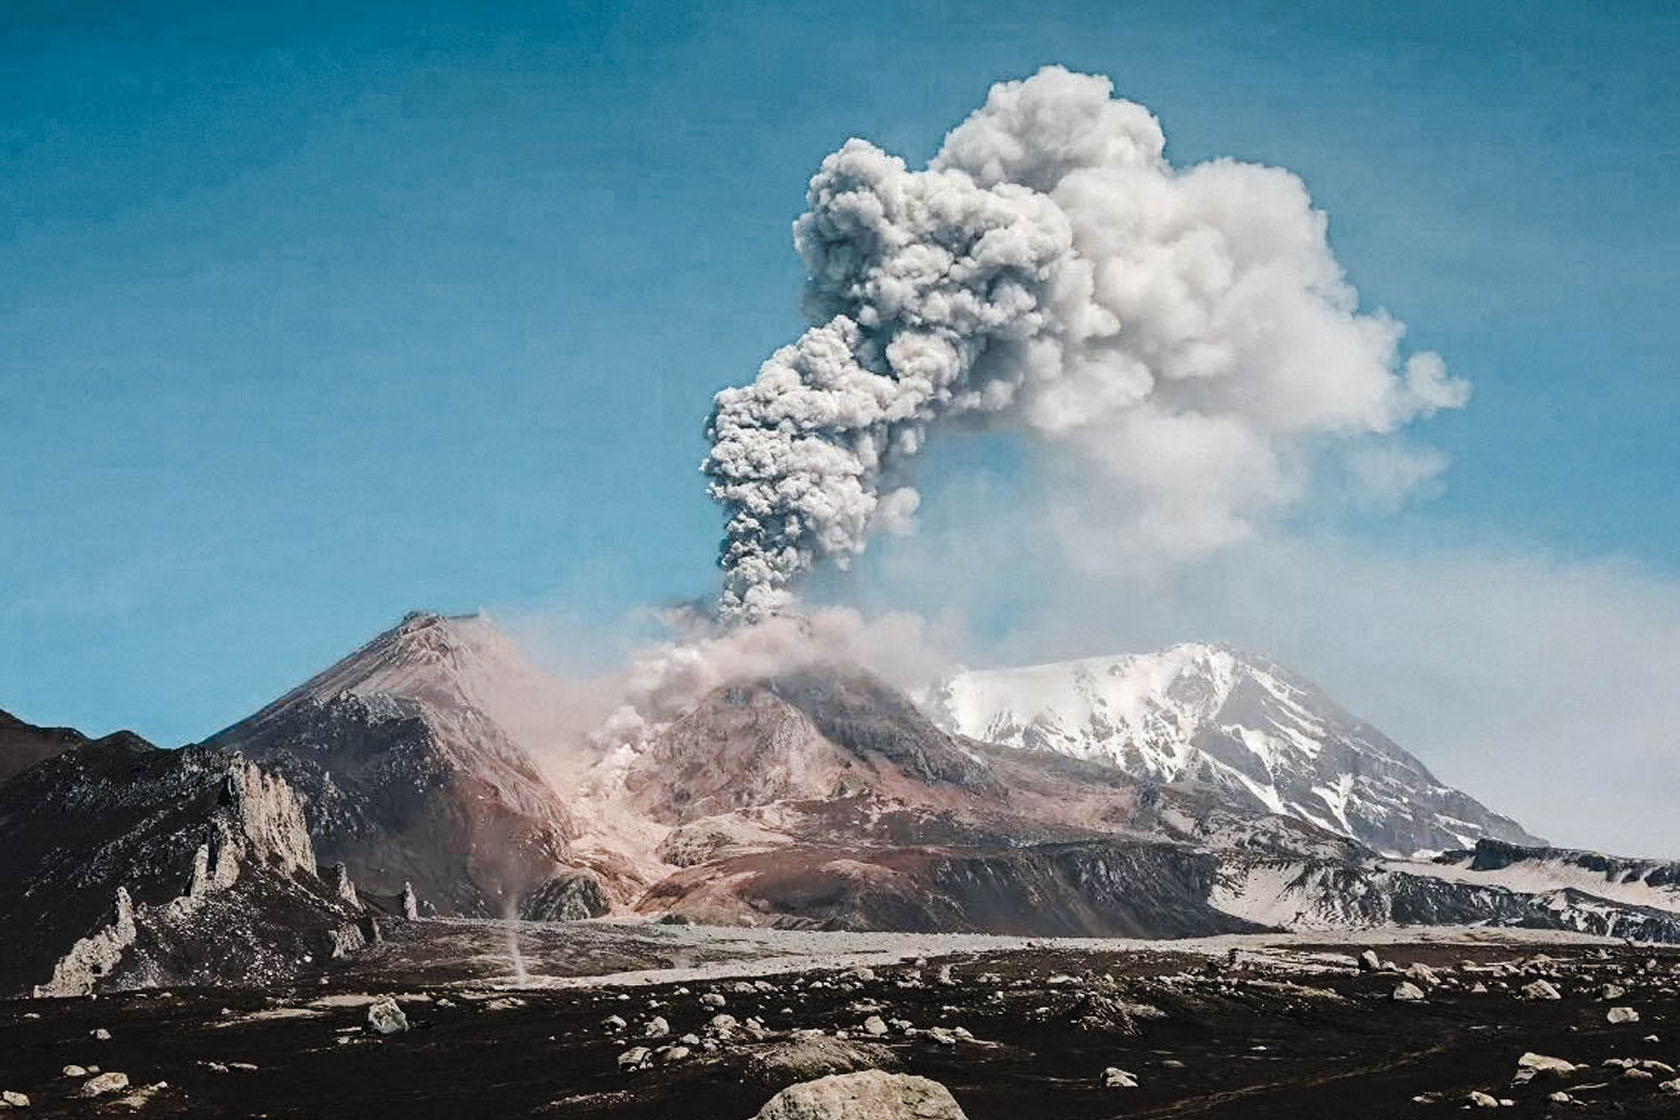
[
  {"left": 927, "top": 644, "right": 1539, "bottom": 856},
  {"left": 200, "top": 612, "right": 603, "bottom": 920},
  {"left": 0, "top": 734, "right": 370, "bottom": 997},
  {"left": 591, "top": 662, "right": 1671, "bottom": 940}
]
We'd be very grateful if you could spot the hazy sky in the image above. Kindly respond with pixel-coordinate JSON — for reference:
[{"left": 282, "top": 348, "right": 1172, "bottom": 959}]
[{"left": 2, "top": 2, "right": 1676, "bottom": 852}]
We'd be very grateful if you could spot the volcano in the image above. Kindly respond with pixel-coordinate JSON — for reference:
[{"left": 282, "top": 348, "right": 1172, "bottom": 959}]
[{"left": 4, "top": 610, "right": 1678, "bottom": 999}]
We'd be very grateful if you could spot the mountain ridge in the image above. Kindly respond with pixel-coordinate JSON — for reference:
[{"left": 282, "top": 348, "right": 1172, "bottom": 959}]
[
  {"left": 8, "top": 610, "right": 1675, "bottom": 999},
  {"left": 926, "top": 642, "right": 1540, "bottom": 855}
]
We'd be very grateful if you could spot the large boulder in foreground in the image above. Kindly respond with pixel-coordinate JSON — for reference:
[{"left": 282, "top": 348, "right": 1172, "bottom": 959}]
[
  {"left": 751, "top": 1070, "right": 967, "bottom": 1120},
  {"left": 745, "top": 1034, "right": 899, "bottom": 1090}
]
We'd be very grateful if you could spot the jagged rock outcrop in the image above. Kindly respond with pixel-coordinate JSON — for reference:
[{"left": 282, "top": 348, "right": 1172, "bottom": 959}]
[
  {"left": 0, "top": 735, "right": 366, "bottom": 997},
  {"left": 520, "top": 869, "right": 611, "bottom": 921}
]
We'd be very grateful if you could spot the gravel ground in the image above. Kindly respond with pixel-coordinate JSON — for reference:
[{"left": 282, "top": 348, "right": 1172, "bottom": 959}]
[{"left": 2, "top": 919, "right": 1677, "bottom": 1119}]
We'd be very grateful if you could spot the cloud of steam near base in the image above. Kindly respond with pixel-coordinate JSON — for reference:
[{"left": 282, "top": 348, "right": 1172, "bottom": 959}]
[{"left": 702, "top": 65, "right": 1468, "bottom": 623}]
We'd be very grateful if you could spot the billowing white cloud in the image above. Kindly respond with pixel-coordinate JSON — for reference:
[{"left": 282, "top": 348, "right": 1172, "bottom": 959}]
[{"left": 704, "top": 65, "right": 1468, "bottom": 620}]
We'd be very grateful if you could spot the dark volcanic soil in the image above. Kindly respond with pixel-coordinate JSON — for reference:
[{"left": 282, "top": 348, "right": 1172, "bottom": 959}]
[{"left": 2, "top": 924, "right": 1678, "bottom": 1119}]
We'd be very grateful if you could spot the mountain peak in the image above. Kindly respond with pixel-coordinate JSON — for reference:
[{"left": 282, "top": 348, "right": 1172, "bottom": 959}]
[
  {"left": 926, "top": 644, "right": 1539, "bottom": 856},
  {"left": 212, "top": 609, "right": 556, "bottom": 740}
]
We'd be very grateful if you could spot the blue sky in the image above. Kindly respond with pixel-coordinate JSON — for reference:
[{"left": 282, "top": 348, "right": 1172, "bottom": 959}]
[{"left": 3, "top": 0, "right": 1677, "bottom": 752}]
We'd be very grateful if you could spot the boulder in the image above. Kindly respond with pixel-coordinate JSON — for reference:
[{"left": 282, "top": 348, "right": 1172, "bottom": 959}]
[
  {"left": 747, "top": 1035, "right": 898, "bottom": 1089},
  {"left": 1515, "top": 1052, "right": 1577, "bottom": 1081},
  {"left": 1522, "top": 979, "right": 1562, "bottom": 1001},
  {"left": 751, "top": 1071, "right": 967, "bottom": 1120},
  {"left": 1392, "top": 982, "right": 1426, "bottom": 1003},
  {"left": 1607, "top": 1006, "right": 1640, "bottom": 1024},
  {"left": 78, "top": 1072, "right": 130, "bottom": 1098},
  {"left": 1101, "top": 1068, "right": 1139, "bottom": 1088},
  {"left": 366, "top": 996, "right": 409, "bottom": 1035}
]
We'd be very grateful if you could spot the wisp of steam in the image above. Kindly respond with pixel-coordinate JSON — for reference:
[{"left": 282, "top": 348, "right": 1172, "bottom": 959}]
[
  {"left": 703, "top": 66, "right": 1468, "bottom": 623},
  {"left": 504, "top": 898, "right": 529, "bottom": 987}
]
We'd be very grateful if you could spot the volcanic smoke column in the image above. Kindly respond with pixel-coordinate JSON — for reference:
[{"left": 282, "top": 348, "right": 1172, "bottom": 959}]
[{"left": 703, "top": 66, "right": 1469, "bottom": 624}]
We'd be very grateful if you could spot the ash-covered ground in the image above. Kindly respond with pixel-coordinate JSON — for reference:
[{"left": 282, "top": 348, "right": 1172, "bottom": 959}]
[{"left": 3, "top": 921, "right": 1679, "bottom": 1118}]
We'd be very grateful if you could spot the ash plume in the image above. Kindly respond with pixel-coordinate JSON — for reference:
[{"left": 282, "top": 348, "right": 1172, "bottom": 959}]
[{"left": 703, "top": 65, "right": 1468, "bottom": 623}]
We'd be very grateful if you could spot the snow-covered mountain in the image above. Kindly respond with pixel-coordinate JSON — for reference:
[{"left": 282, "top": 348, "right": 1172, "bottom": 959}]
[{"left": 926, "top": 643, "right": 1539, "bottom": 856}]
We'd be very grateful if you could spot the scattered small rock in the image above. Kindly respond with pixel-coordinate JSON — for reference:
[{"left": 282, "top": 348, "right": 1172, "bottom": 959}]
[
  {"left": 1515, "top": 1052, "right": 1577, "bottom": 1082},
  {"left": 113, "top": 1082, "right": 168, "bottom": 1110}
]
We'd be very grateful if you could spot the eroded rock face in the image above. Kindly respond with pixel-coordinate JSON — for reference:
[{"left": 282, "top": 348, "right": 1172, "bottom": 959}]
[
  {"left": 520, "top": 869, "right": 611, "bottom": 921},
  {"left": 751, "top": 1071, "right": 968, "bottom": 1120},
  {"left": 0, "top": 740, "right": 365, "bottom": 997},
  {"left": 642, "top": 838, "right": 1266, "bottom": 937}
]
